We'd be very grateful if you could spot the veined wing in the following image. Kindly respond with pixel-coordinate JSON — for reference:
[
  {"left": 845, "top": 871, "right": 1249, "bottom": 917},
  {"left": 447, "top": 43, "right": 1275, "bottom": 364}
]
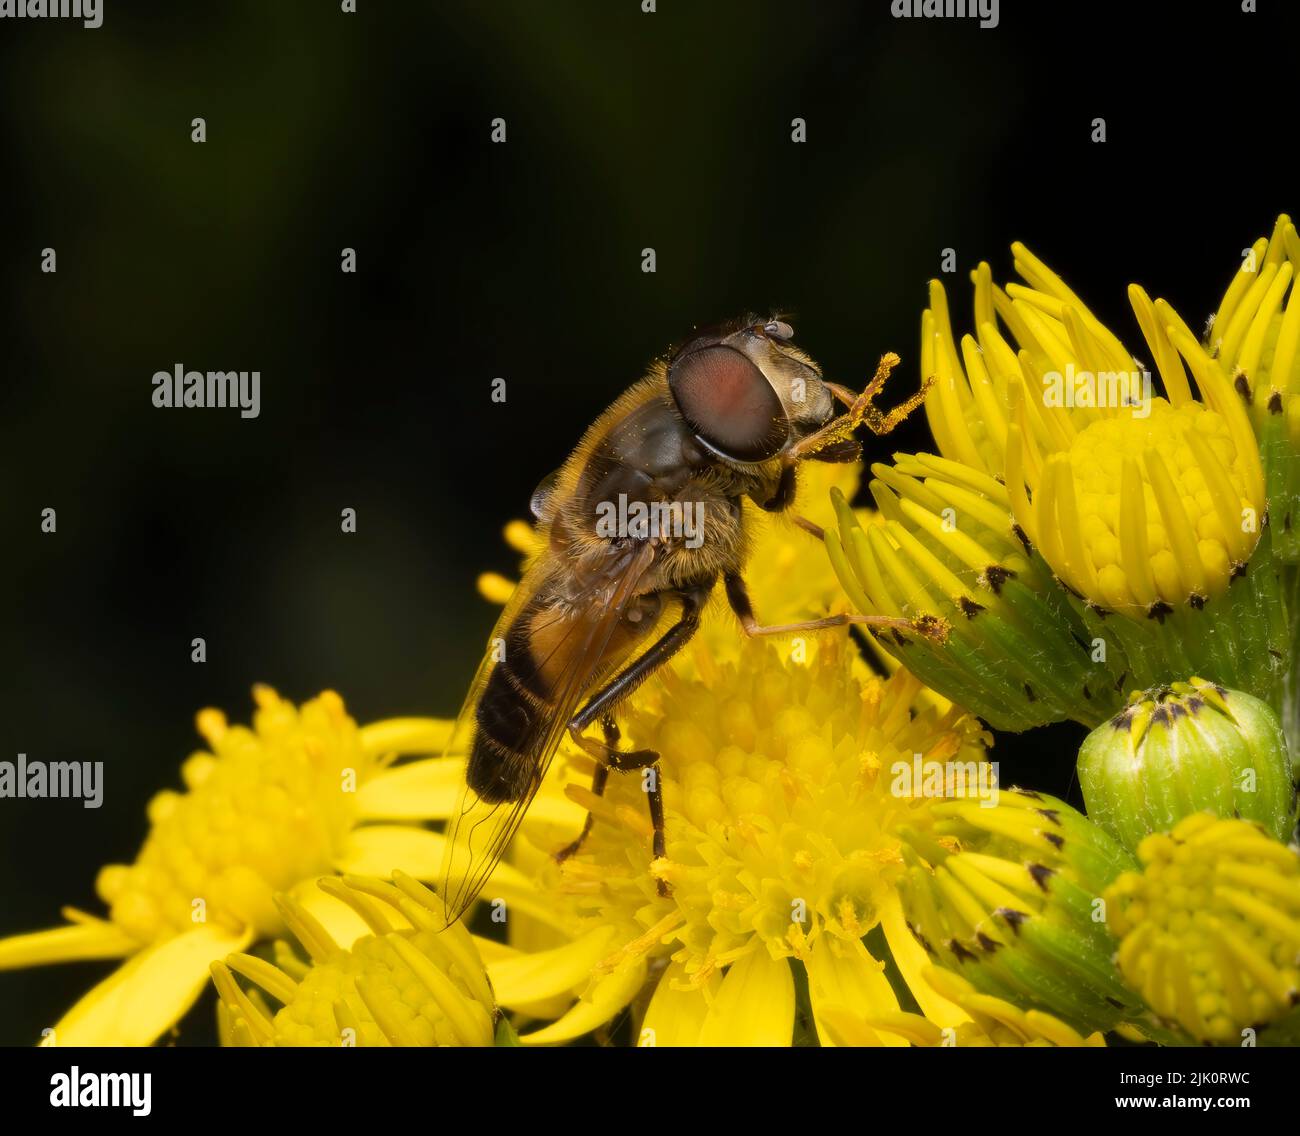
[{"left": 438, "top": 539, "right": 658, "bottom": 926}]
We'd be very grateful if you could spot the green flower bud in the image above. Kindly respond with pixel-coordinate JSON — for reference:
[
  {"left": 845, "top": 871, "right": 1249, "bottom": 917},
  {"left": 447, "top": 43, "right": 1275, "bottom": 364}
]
[
  {"left": 897, "top": 789, "right": 1145, "bottom": 1034},
  {"left": 825, "top": 452, "right": 1291, "bottom": 734},
  {"left": 1079, "top": 678, "right": 1297, "bottom": 852}
]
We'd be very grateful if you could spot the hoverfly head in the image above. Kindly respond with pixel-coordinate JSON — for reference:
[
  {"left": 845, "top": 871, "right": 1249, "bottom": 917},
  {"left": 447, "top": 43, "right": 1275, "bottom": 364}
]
[{"left": 667, "top": 316, "right": 832, "bottom": 465}]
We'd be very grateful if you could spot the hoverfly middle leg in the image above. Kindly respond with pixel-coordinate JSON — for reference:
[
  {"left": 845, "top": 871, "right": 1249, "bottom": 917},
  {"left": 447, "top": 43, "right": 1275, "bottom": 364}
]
[
  {"left": 789, "top": 514, "right": 826, "bottom": 541},
  {"left": 758, "top": 465, "right": 827, "bottom": 542},
  {"left": 724, "top": 571, "right": 929, "bottom": 639},
  {"left": 570, "top": 728, "right": 670, "bottom": 898},
  {"left": 758, "top": 464, "right": 799, "bottom": 513}
]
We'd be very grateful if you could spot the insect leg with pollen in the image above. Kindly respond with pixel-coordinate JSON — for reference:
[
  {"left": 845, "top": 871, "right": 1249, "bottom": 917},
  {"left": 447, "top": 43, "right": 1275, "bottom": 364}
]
[{"left": 791, "top": 352, "right": 935, "bottom": 461}]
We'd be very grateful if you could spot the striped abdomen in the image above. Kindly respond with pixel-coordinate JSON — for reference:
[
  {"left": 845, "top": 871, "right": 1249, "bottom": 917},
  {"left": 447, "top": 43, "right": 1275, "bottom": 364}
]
[
  {"left": 468, "top": 595, "right": 560, "bottom": 803},
  {"left": 467, "top": 581, "right": 657, "bottom": 803}
]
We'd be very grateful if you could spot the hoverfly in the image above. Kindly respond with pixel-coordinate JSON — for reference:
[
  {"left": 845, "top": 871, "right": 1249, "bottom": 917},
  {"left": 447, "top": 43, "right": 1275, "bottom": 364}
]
[{"left": 437, "top": 317, "right": 936, "bottom": 925}]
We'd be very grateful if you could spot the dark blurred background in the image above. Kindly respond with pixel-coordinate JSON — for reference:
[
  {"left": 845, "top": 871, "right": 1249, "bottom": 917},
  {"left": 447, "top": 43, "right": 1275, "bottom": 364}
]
[{"left": 0, "top": 0, "right": 1294, "bottom": 1045}]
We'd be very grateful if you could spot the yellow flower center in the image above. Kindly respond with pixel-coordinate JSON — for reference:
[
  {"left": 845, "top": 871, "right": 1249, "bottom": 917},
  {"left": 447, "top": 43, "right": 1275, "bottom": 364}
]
[
  {"left": 548, "top": 637, "right": 990, "bottom": 987},
  {"left": 96, "top": 687, "right": 376, "bottom": 943},
  {"left": 1017, "top": 399, "right": 1262, "bottom": 616},
  {"left": 1106, "top": 813, "right": 1300, "bottom": 1044},
  {"left": 918, "top": 237, "right": 1272, "bottom": 614}
]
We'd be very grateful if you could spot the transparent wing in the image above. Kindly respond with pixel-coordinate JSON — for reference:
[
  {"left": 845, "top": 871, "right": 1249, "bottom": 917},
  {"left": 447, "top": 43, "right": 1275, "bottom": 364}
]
[{"left": 437, "top": 539, "right": 658, "bottom": 926}]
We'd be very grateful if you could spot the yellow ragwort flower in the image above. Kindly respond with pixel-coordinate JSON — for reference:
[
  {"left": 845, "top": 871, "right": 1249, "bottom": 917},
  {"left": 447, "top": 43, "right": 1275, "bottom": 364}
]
[
  {"left": 1205, "top": 215, "right": 1300, "bottom": 558},
  {"left": 0, "top": 687, "right": 465, "bottom": 1046},
  {"left": 828, "top": 456, "right": 1113, "bottom": 730},
  {"left": 896, "top": 789, "right": 1143, "bottom": 1033},
  {"left": 432, "top": 463, "right": 978, "bottom": 1044},
  {"left": 212, "top": 872, "right": 495, "bottom": 1047},
  {"left": 1106, "top": 812, "right": 1300, "bottom": 1044},
  {"left": 925, "top": 240, "right": 1265, "bottom": 617},
  {"left": 506, "top": 635, "right": 991, "bottom": 1046},
  {"left": 831, "top": 229, "right": 1295, "bottom": 730}
]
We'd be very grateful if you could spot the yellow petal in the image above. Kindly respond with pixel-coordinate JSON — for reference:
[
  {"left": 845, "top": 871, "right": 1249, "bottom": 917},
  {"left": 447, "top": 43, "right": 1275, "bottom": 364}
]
[
  {"left": 0, "top": 919, "right": 138, "bottom": 970},
  {"left": 356, "top": 758, "right": 466, "bottom": 819},
  {"left": 283, "top": 878, "right": 397, "bottom": 952},
  {"left": 473, "top": 939, "right": 573, "bottom": 1021},
  {"left": 358, "top": 718, "right": 456, "bottom": 758},
  {"left": 879, "top": 891, "right": 970, "bottom": 1028},
  {"left": 816, "top": 1003, "right": 895, "bottom": 1047},
  {"left": 488, "top": 926, "right": 616, "bottom": 1008},
  {"left": 805, "top": 936, "right": 905, "bottom": 1047},
  {"left": 519, "top": 959, "right": 648, "bottom": 1045},
  {"left": 477, "top": 572, "right": 518, "bottom": 604},
  {"left": 865, "top": 1010, "right": 947, "bottom": 1046},
  {"left": 515, "top": 791, "right": 587, "bottom": 832},
  {"left": 697, "top": 950, "right": 795, "bottom": 1047},
  {"left": 44, "top": 924, "right": 252, "bottom": 1047},
  {"left": 337, "top": 825, "right": 570, "bottom": 932},
  {"left": 638, "top": 961, "right": 720, "bottom": 1047},
  {"left": 337, "top": 825, "right": 455, "bottom": 879}
]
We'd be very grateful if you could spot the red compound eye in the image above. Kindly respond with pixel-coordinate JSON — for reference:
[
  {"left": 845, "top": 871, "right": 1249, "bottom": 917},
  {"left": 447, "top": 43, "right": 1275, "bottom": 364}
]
[{"left": 668, "top": 344, "right": 790, "bottom": 462}]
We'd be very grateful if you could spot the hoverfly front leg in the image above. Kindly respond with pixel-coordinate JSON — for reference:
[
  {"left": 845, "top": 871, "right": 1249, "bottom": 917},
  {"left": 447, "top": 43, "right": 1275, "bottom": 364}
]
[
  {"left": 788, "top": 352, "right": 934, "bottom": 463},
  {"left": 558, "top": 586, "right": 710, "bottom": 896}
]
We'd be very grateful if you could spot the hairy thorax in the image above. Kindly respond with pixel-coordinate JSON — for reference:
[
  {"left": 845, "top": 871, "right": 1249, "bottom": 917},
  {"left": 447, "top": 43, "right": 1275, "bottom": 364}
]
[{"left": 551, "top": 378, "right": 775, "bottom": 595}]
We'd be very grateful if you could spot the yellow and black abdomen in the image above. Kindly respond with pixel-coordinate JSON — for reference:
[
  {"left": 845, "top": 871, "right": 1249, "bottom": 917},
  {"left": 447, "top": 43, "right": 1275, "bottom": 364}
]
[
  {"left": 464, "top": 578, "right": 649, "bottom": 802},
  {"left": 467, "top": 592, "right": 561, "bottom": 804}
]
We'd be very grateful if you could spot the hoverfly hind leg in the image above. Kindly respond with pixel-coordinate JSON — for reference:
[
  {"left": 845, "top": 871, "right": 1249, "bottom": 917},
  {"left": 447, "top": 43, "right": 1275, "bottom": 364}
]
[
  {"left": 564, "top": 717, "right": 670, "bottom": 894},
  {"left": 645, "top": 762, "right": 669, "bottom": 898},
  {"left": 554, "top": 715, "right": 620, "bottom": 863},
  {"left": 586, "top": 734, "right": 671, "bottom": 899},
  {"left": 562, "top": 716, "right": 671, "bottom": 896}
]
